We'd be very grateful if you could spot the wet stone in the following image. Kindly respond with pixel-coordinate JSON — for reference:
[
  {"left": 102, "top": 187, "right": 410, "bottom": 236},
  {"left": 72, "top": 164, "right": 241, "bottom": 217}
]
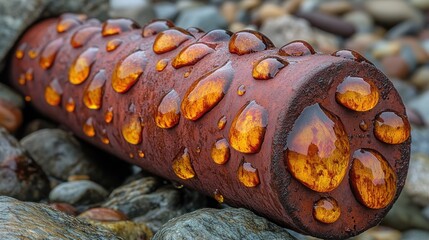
[
  {"left": 78, "top": 207, "right": 128, "bottom": 222},
  {"left": 0, "top": 99, "right": 23, "bottom": 133},
  {"left": 88, "top": 220, "right": 153, "bottom": 240},
  {"left": 49, "top": 180, "right": 108, "bottom": 205},
  {"left": 404, "top": 153, "right": 429, "bottom": 206}
]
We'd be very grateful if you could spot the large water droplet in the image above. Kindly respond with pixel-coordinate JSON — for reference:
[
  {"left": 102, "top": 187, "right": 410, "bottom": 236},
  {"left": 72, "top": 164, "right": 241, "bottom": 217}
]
[
  {"left": 313, "top": 197, "right": 341, "bottom": 224},
  {"left": 71, "top": 27, "right": 101, "bottom": 48},
  {"left": 172, "top": 43, "right": 214, "bottom": 69},
  {"left": 211, "top": 138, "right": 230, "bottom": 165},
  {"left": 101, "top": 18, "right": 139, "bottom": 37},
  {"left": 332, "top": 49, "right": 372, "bottom": 64},
  {"left": 213, "top": 189, "right": 224, "bottom": 203},
  {"left": 112, "top": 50, "right": 147, "bottom": 93},
  {"left": 83, "top": 117, "right": 96, "bottom": 137},
  {"left": 181, "top": 61, "right": 234, "bottom": 120},
  {"left": 57, "top": 14, "right": 85, "bottom": 33},
  {"left": 83, "top": 69, "right": 106, "bottom": 110},
  {"left": 155, "top": 90, "right": 181, "bottom": 129},
  {"left": 16, "top": 43, "right": 26, "bottom": 59},
  {"left": 138, "top": 150, "right": 145, "bottom": 158},
  {"left": 40, "top": 38, "right": 63, "bottom": 69},
  {"left": 374, "top": 111, "right": 410, "bottom": 144},
  {"left": 122, "top": 115, "right": 143, "bottom": 145},
  {"left": 69, "top": 47, "right": 98, "bottom": 85},
  {"left": 229, "top": 30, "right": 274, "bottom": 55},
  {"left": 65, "top": 97, "right": 76, "bottom": 112},
  {"left": 278, "top": 40, "right": 315, "bottom": 56},
  {"left": 44, "top": 78, "right": 63, "bottom": 106},
  {"left": 153, "top": 28, "right": 193, "bottom": 54},
  {"left": 285, "top": 103, "right": 350, "bottom": 192},
  {"left": 106, "top": 39, "right": 123, "bottom": 52},
  {"left": 217, "top": 115, "right": 227, "bottom": 130},
  {"left": 156, "top": 59, "right": 168, "bottom": 72},
  {"left": 229, "top": 101, "right": 268, "bottom": 154},
  {"left": 142, "top": 19, "right": 175, "bottom": 37},
  {"left": 252, "top": 57, "right": 287, "bottom": 80},
  {"left": 237, "top": 160, "right": 260, "bottom": 187},
  {"left": 350, "top": 149, "right": 397, "bottom": 209},
  {"left": 104, "top": 107, "right": 114, "bottom": 124},
  {"left": 172, "top": 148, "right": 196, "bottom": 180},
  {"left": 336, "top": 76, "right": 379, "bottom": 112},
  {"left": 198, "top": 29, "right": 232, "bottom": 43}
]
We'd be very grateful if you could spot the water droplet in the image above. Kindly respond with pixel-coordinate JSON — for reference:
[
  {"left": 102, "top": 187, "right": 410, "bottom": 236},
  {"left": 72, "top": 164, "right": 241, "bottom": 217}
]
[
  {"left": 101, "top": 18, "right": 139, "bottom": 37},
  {"left": 172, "top": 148, "right": 196, "bottom": 180},
  {"left": 101, "top": 129, "right": 110, "bottom": 145},
  {"left": 44, "top": 78, "right": 63, "bottom": 106},
  {"left": 57, "top": 18, "right": 81, "bottom": 33},
  {"left": 214, "top": 189, "right": 224, "bottom": 203},
  {"left": 332, "top": 49, "right": 372, "bottom": 64},
  {"left": 374, "top": 111, "right": 410, "bottom": 144},
  {"left": 359, "top": 120, "right": 368, "bottom": 131},
  {"left": 172, "top": 43, "right": 214, "bottom": 69},
  {"left": 104, "top": 107, "right": 114, "bottom": 123},
  {"left": 229, "top": 101, "right": 268, "bottom": 153},
  {"left": 28, "top": 48, "right": 39, "bottom": 59},
  {"left": 69, "top": 47, "right": 98, "bottom": 85},
  {"left": 184, "top": 69, "right": 191, "bottom": 78},
  {"left": 237, "top": 160, "right": 260, "bottom": 187},
  {"left": 83, "top": 69, "right": 106, "bottom": 110},
  {"left": 65, "top": 97, "right": 76, "bottom": 112},
  {"left": 350, "top": 149, "right": 397, "bottom": 209},
  {"left": 25, "top": 96, "right": 31, "bottom": 102},
  {"left": 155, "top": 90, "right": 181, "bottom": 129},
  {"left": 153, "top": 28, "right": 193, "bottom": 54},
  {"left": 142, "top": 19, "right": 175, "bottom": 37},
  {"left": 106, "top": 39, "right": 123, "bottom": 52},
  {"left": 181, "top": 61, "right": 234, "bottom": 120},
  {"left": 122, "top": 115, "right": 143, "bottom": 145},
  {"left": 252, "top": 57, "right": 287, "bottom": 80},
  {"left": 237, "top": 85, "right": 246, "bottom": 96},
  {"left": 16, "top": 43, "right": 26, "bottom": 59},
  {"left": 138, "top": 150, "right": 145, "bottom": 158},
  {"left": 129, "top": 153, "right": 134, "bottom": 159},
  {"left": 156, "top": 59, "right": 168, "bottom": 72},
  {"left": 217, "top": 116, "right": 227, "bottom": 130},
  {"left": 40, "top": 38, "right": 63, "bottom": 69},
  {"left": 187, "top": 27, "right": 204, "bottom": 35},
  {"left": 83, "top": 117, "right": 96, "bottom": 137},
  {"left": 25, "top": 68, "right": 33, "bottom": 81},
  {"left": 172, "top": 182, "right": 183, "bottom": 189},
  {"left": 18, "top": 74, "right": 25, "bottom": 86},
  {"left": 198, "top": 29, "right": 232, "bottom": 43},
  {"left": 229, "top": 30, "right": 274, "bottom": 55},
  {"left": 71, "top": 27, "right": 101, "bottom": 48},
  {"left": 336, "top": 76, "right": 379, "bottom": 112},
  {"left": 285, "top": 103, "right": 350, "bottom": 192},
  {"left": 313, "top": 197, "right": 341, "bottom": 224},
  {"left": 112, "top": 50, "right": 147, "bottom": 93},
  {"left": 211, "top": 138, "right": 230, "bottom": 165},
  {"left": 278, "top": 40, "right": 315, "bottom": 56}
]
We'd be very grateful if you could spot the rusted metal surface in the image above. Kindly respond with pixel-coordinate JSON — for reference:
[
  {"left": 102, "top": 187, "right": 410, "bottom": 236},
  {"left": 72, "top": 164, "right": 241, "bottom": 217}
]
[{"left": 9, "top": 15, "right": 410, "bottom": 239}]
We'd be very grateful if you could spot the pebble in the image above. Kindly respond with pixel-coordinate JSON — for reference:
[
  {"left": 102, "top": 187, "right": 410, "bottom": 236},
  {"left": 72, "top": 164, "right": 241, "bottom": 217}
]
[
  {"left": 409, "top": 0, "right": 429, "bottom": 10},
  {"left": 109, "top": 0, "right": 154, "bottom": 26},
  {"left": 411, "top": 65, "right": 429, "bottom": 90},
  {"left": 381, "top": 55, "right": 410, "bottom": 79},
  {"left": 386, "top": 20, "right": 424, "bottom": 40},
  {"left": 176, "top": 5, "right": 227, "bottom": 31},
  {"left": 153, "top": 1, "right": 179, "bottom": 20},
  {"left": 79, "top": 207, "right": 128, "bottom": 221},
  {"left": 153, "top": 208, "right": 296, "bottom": 240},
  {"left": 404, "top": 153, "right": 429, "bottom": 206},
  {"left": 239, "top": 0, "right": 261, "bottom": 10},
  {"left": 343, "top": 11, "right": 374, "bottom": 33},
  {"left": 318, "top": 0, "right": 353, "bottom": 16},
  {"left": 353, "top": 226, "right": 401, "bottom": 240},
  {"left": 371, "top": 40, "right": 401, "bottom": 59},
  {"left": 345, "top": 33, "right": 381, "bottom": 55},
  {"left": 411, "top": 128, "right": 429, "bottom": 155},
  {"left": 401, "top": 230, "right": 429, "bottom": 240},
  {"left": 89, "top": 220, "right": 153, "bottom": 240},
  {"left": 49, "top": 180, "right": 109, "bottom": 205},
  {"left": 295, "top": 11, "right": 356, "bottom": 37},
  {"left": 391, "top": 79, "right": 418, "bottom": 104},
  {"left": 23, "top": 119, "right": 56, "bottom": 136},
  {"left": 409, "top": 91, "right": 429, "bottom": 126},
  {"left": 0, "top": 83, "right": 24, "bottom": 108},
  {"left": 0, "top": 100, "right": 22, "bottom": 133},
  {"left": 49, "top": 202, "right": 78, "bottom": 216},
  {"left": 252, "top": 3, "right": 285, "bottom": 23},
  {"left": 0, "top": 127, "right": 50, "bottom": 201},
  {"left": 364, "top": 0, "right": 422, "bottom": 26},
  {"left": 221, "top": 1, "right": 238, "bottom": 24}
]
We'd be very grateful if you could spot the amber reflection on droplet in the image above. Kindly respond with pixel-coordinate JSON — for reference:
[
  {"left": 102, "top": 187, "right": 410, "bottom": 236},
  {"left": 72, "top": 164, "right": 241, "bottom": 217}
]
[
  {"left": 217, "top": 115, "right": 227, "bottom": 130},
  {"left": 69, "top": 47, "right": 98, "bottom": 85},
  {"left": 83, "top": 69, "right": 106, "bottom": 110},
  {"left": 129, "top": 153, "right": 134, "bottom": 159},
  {"left": 106, "top": 39, "right": 123, "bottom": 52},
  {"left": 101, "top": 129, "right": 110, "bottom": 145},
  {"left": 374, "top": 111, "right": 410, "bottom": 144},
  {"left": 252, "top": 57, "right": 287, "bottom": 80},
  {"left": 350, "top": 149, "right": 397, "bottom": 209},
  {"left": 153, "top": 28, "right": 193, "bottom": 54},
  {"left": 65, "top": 97, "right": 76, "bottom": 112},
  {"left": 16, "top": 43, "right": 26, "bottom": 59},
  {"left": 184, "top": 70, "right": 191, "bottom": 78},
  {"left": 336, "top": 76, "right": 379, "bottom": 112},
  {"left": 172, "top": 148, "right": 196, "bottom": 180},
  {"left": 40, "top": 38, "right": 63, "bottom": 69},
  {"left": 122, "top": 115, "right": 143, "bottom": 145},
  {"left": 44, "top": 78, "right": 63, "bottom": 106},
  {"left": 199, "top": 29, "right": 232, "bottom": 43},
  {"left": 211, "top": 138, "right": 230, "bottom": 165},
  {"left": 332, "top": 49, "right": 372, "bottom": 64},
  {"left": 25, "top": 68, "right": 33, "bottom": 82},
  {"left": 229, "top": 30, "right": 274, "bottom": 55},
  {"left": 71, "top": 27, "right": 101, "bottom": 48},
  {"left": 57, "top": 18, "right": 81, "bottom": 33},
  {"left": 156, "top": 59, "right": 168, "bottom": 72},
  {"left": 155, "top": 90, "right": 181, "bottom": 129},
  {"left": 285, "top": 104, "right": 350, "bottom": 192},
  {"left": 214, "top": 189, "right": 224, "bottom": 203},
  {"left": 142, "top": 19, "right": 175, "bottom": 37},
  {"left": 313, "top": 197, "right": 341, "bottom": 224},
  {"left": 360, "top": 120, "right": 368, "bottom": 131},
  {"left": 229, "top": 101, "right": 268, "bottom": 154},
  {"left": 237, "top": 161, "right": 260, "bottom": 187},
  {"left": 237, "top": 85, "right": 246, "bottom": 96},
  {"left": 105, "top": 107, "right": 114, "bottom": 123},
  {"left": 28, "top": 49, "right": 39, "bottom": 59},
  {"left": 138, "top": 150, "right": 145, "bottom": 158},
  {"left": 172, "top": 43, "right": 214, "bottom": 69},
  {"left": 112, "top": 50, "right": 147, "bottom": 93},
  {"left": 279, "top": 40, "right": 316, "bottom": 56},
  {"left": 18, "top": 74, "right": 25, "bottom": 86},
  {"left": 101, "top": 18, "right": 139, "bottom": 37},
  {"left": 181, "top": 61, "right": 234, "bottom": 120},
  {"left": 83, "top": 117, "right": 96, "bottom": 137},
  {"left": 187, "top": 27, "right": 204, "bottom": 35},
  {"left": 25, "top": 96, "right": 31, "bottom": 102}
]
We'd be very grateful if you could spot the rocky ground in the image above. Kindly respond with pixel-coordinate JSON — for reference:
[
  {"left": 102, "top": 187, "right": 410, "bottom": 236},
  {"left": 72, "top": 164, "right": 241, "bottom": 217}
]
[{"left": 1, "top": 0, "right": 429, "bottom": 239}]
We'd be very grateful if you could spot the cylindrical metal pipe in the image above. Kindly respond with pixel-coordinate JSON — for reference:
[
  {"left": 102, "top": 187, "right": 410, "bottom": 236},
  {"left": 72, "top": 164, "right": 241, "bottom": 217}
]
[{"left": 9, "top": 14, "right": 410, "bottom": 239}]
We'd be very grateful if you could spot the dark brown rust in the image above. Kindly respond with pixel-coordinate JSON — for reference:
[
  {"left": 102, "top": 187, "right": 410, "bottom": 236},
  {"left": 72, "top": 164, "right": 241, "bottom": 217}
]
[{"left": 9, "top": 14, "right": 410, "bottom": 239}]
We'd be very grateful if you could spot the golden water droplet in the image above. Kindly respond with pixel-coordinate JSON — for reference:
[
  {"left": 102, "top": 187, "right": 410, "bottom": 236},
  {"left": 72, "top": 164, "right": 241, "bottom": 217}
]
[
  {"left": 28, "top": 48, "right": 39, "bottom": 59},
  {"left": 252, "top": 57, "right": 287, "bottom": 80},
  {"left": 285, "top": 104, "right": 350, "bottom": 192},
  {"left": 122, "top": 115, "right": 143, "bottom": 145},
  {"left": 181, "top": 61, "right": 234, "bottom": 120},
  {"left": 332, "top": 49, "right": 372, "bottom": 64},
  {"left": 25, "top": 96, "right": 31, "bottom": 102},
  {"left": 18, "top": 74, "right": 26, "bottom": 86},
  {"left": 237, "top": 160, "right": 260, "bottom": 187},
  {"left": 187, "top": 27, "right": 204, "bottom": 35},
  {"left": 106, "top": 39, "right": 123, "bottom": 52},
  {"left": 155, "top": 90, "right": 181, "bottom": 129},
  {"left": 336, "top": 76, "right": 379, "bottom": 112},
  {"left": 313, "top": 197, "right": 341, "bottom": 224},
  {"left": 172, "top": 182, "right": 184, "bottom": 189},
  {"left": 172, "top": 43, "right": 214, "bottom": 69},
  {"left": 142, "top": 19, "right": 175, "bottom": 37},
  {"left": 138, "top": 150, "right": 145, "bottom": 158},
  {"left": 69, "top": 47, "right": 98, "bottom": 85},
  {"left": 374, "top": 111, "right": 410, "bottom": 144},
  {"left": 195, "top": 147, "right": 201, "bottom": 153},
  {"left": 211, "top": 138, "right": 230, "bottom": 165},
  {"left": 101, "top": 18, "right": 139, "bottom": 37},
  {"left": 184, "top": 69, "right": 191, "bottom": 78},
  {"left": 83, "top": 117, "right": 96, "bottom": 137},
  {"left": 279, "top": 40, "right": 315, "bottom": 56},
  {"left": 214, "top": 189, "right": 224, "bottom": 203},
  {"left": 199, "top": 29, "right": 232, "bottom": 43},
  {"left": 153, "top": 28, "right": 193, "bottom": 54},
  {"left": 156, "top": 59, "right": 168, "bottom": 72},
  {"left": 16, "top": 43, "right": 26, "bottom": 59},
  {"left": 83, "top": 69, "right": 106, "bottom": 110},
  {"left": 112, "top": 50, "right": 147, "bottom": 93},
  {"left": 129, "top": 153, "right": 134, "bottom": 159},
  {"left": 229, "top": 30, "right": 274, "bottom": 55},
  {"left": 359, "top": 120, "right": 368, "bottom": 131},
  {"left": 217, "top": 115, "right": 227, "bottom": 130},
  {"left": 71, "top": 27, "right": 101, "bottom": 48},
  {"left": 25, "top": 68, "right": 33, "bottom": 81},
  {"left": 237, "top": 85, "right": 246, "bottom": 96},
  {"left": 229, "top": 101, "right": 268, "bottom": 153},
  {"left": 172, "top": 148, "right": 196, "bottom": 180},
  {"left": 57, "top": 18, "right": 81, "bottom": 33},
  {"left": 44, "top": 78, "right": 63, "bottom": 106},
  {"left": 40, "top": 38, "right": 63, "bottom": 69},
  {"left": 105, "top": 107, "right": 114, "bottom": 123},
  {"left": 350, "top": 149, "right": 397, "bottom": 209},
  {"left": 65, "top": 97, "right": 76, "bottom": 112},
  {"left": 101, "top": 129, "right": 110, "bottom": 145}
]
